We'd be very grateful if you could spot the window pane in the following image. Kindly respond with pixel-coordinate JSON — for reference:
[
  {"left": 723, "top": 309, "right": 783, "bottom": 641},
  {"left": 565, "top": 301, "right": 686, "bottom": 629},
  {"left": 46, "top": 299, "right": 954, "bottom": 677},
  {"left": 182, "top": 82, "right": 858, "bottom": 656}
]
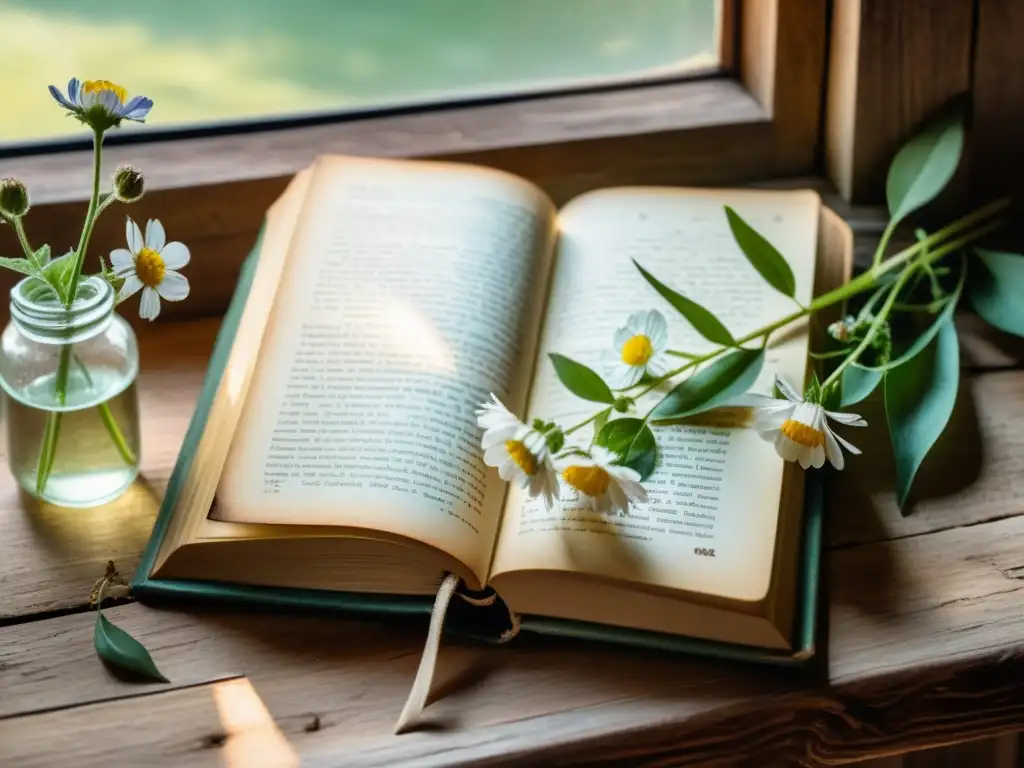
[{"left": 0, "top": 0, "right": 721, "bottom": 144}]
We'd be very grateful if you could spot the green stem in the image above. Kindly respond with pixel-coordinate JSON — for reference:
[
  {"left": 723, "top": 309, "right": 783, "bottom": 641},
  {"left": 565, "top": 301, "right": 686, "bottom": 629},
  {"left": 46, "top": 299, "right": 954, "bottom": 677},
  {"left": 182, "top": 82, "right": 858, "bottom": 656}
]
[
  {"left": 666, "top": 349, "right": 700, "bottom": 359},
  {"left": 872, "top": 218, "right": 898, "bottom": 268},
  {"left": 66, "top": 128, "right": 105, "bottom": 308},
  {"left": 822, "top": 282, "right": 902, "bottom": 391},
  {"left": 35, "top": 129, "right": 107, "bottom": 498},
  {"left": 630, "top": 200, "right": 1007, "bottom": 401},
  {"left": 13, "top": 217, "right": 35, "bottom": 260},
  {"left": 35, "top": 345, "right": 72, "bottom": 497},
  {"left": 565, "top": 408, "right": 610, "bottom": 436},
  {"left": 98, "top": 401, "right": 136, "bottom": 466}
]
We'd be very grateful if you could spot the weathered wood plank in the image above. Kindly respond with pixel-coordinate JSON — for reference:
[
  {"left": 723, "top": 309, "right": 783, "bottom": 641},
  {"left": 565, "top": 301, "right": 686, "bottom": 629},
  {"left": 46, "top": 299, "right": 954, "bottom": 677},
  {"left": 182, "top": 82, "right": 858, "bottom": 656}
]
[
  {"left": 0, "top": 319, "right": 218, "bottom": 621},
  {"left": 828, "top": 369, "right": 1024, "bottom": 548},
  {"left": 970, "top": 0, "right": 1024, "bottom": 205},
  {"left": 3, "top": 513, "right": 1024, "bottom": 765},
  {"left": 825, "top": 0, "right": 974, "bottom": 203},
  {"left": 2, "top": 317, "right": 1021, "bottom": 623}
]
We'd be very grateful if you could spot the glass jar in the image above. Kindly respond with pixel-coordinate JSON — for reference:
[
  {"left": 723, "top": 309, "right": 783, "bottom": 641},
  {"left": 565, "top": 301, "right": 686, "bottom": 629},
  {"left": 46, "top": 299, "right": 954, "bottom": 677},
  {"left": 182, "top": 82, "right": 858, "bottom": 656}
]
[{"left": 0, "top": 276, "right": 140, "bottom": 507}]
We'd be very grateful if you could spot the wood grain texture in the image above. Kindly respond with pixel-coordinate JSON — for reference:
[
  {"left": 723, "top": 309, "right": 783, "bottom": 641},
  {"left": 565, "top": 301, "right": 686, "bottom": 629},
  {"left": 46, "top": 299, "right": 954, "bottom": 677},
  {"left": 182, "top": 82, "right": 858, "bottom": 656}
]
[
  {"left": 0, "top": 319, "right": 218, "bottom": 621},
  {"left": 3, "top": 512, "right": 1024, "bottom": 766},
  {"left": 825, "top": 0, "right": 974, "bottom": 203},
  {"left": 970, "top": 0, "right": 1024, "bottom": 203},
  {"left": 827, "top": 368, "right": 1024, "bottom": 548},
  {"left": 740, "top": 0, "right": 828, "bottom": 174}
]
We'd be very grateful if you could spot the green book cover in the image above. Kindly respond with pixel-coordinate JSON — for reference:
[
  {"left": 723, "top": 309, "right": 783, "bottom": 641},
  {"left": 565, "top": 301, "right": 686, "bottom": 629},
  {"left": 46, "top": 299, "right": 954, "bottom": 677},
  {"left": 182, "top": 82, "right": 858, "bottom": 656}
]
[{"left": 134, "top": 229, "right": 823, "bottom": 666}]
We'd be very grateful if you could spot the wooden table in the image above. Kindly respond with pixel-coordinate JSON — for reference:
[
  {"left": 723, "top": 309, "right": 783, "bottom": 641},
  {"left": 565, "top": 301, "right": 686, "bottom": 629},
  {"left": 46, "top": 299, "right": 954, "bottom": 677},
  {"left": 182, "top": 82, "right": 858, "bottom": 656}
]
[{"left": 3, "top": 269, "right": 1024, "bottom": 766}]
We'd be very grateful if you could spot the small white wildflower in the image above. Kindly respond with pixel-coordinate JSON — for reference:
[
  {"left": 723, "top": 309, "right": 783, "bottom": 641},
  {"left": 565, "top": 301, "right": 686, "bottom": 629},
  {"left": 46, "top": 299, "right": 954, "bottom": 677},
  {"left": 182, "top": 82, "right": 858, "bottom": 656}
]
[
  {"left": 602, "top": 309, "right": 671, "bottom": 389},
  {"left": 754, "top": 376, "right": 867, "bottom": 470},
  {"left": 476, "top": 394, "right": 560, "bottom": 510},
  {"left": 111, "top": 217, "right": 190, "bottom": 321},
  {"left": 558, "top": 446, "right": 647, "bottom": 515}
]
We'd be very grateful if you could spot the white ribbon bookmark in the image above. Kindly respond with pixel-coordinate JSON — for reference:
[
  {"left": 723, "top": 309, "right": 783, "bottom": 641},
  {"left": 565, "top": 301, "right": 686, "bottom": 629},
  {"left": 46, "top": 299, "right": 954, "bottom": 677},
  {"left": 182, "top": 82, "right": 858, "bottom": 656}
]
[{"left": 394, "top": 574, "right": 521, "bottom": 734}]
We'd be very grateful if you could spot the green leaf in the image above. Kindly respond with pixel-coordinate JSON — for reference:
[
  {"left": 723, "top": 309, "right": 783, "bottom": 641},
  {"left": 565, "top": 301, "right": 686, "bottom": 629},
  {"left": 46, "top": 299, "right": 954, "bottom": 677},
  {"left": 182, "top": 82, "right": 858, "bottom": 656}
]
[
  {"left": 30, "top": 244, "right": 51, "bottom": 270},
  {"left": 840, "top": 364, "right": 882, "bottom": 406},
  {"left": 94, "top": 610, "right": 170, "bottom": 683},
  {"left": 41, "top": 251, "right": 77, "bottom": 304},
  {"left": 633, "top": 260, "right": 736, "bottom": 346},
  {"left": 651, "top": 348, "right": 764, "bottom": 420},
  {"left": 884, "top": 316, "right": 959, "bottom": 508},
  {"left": 724, "top": 206, "right": 796, "bottom": 298},
  {"left": 0, "top": 256, "right": 42, "bottom": 277},
  {"left": 862, "top": 256, "right": 964, "bottom": 373},
  {"left": 548, "top": 353, "right": 615, "bottom": 403},
  {"left": 595, "top": 417, "right": 657, "bottom": 480},
  {"left": 970, "top": 248, "right": 1024, "bottom": 337},
  {"left": 886, "top": 106, "right": 964, "bottom": 225}
]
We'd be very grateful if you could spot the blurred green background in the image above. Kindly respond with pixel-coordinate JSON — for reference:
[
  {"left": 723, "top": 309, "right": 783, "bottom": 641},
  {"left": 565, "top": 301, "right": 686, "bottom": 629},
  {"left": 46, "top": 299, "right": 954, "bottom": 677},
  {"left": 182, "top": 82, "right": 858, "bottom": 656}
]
[{"left": 0, "top": 0, "right": 719, "bottom": 143}]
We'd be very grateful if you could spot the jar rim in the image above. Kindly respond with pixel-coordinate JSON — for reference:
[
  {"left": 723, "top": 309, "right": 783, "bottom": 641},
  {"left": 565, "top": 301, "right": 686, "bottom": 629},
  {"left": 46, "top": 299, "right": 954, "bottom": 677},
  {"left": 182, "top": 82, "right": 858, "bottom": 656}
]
[{"left": 10, "top": 276, "right": 115, "bottom": 345}]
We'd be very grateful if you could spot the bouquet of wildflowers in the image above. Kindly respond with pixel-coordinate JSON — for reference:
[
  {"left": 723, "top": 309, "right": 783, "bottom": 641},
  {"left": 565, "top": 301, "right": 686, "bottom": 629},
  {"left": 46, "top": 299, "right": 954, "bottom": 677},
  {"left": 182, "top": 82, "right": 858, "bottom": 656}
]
[
  {"left": 478, "top": 106, "right": 1021, "bottom": 513},
  {"left": 0, "top": 79, "right": 191, "bottom": 496}
]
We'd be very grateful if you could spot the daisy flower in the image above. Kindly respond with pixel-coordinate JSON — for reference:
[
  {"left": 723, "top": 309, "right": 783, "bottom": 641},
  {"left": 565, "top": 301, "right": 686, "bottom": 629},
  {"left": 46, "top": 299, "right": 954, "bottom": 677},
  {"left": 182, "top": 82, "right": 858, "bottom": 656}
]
[
  {"left": 602, "top": 309, "right": 670, "bottom": 389},
  {"left": 754, "top": 376, "right": 867, "bottom": 470},
  {"left": 111, "top": 217, "right": 190, "bottom": 321},
  {"left": 477, "top": 394, "right": 560, "bottom": 510},
  {"left": 558, "top": 446, "right": 648, "bottom": 515},
  {"left": 48, "top": 78, "right": 153, "bottom": 131}
]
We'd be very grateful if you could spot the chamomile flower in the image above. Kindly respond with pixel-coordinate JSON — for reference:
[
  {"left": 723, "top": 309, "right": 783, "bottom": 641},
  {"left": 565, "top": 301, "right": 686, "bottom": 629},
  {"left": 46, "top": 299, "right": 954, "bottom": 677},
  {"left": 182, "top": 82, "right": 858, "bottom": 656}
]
[
  {"left": 754, "top": 376, "right": 867, "bottom": 470},
  {"left": 603, "top": 310, "right": 670, "bottom": 389},
  {"left": 48, "top": 78, "right": 153, "bottom": 131},
  {"left": 558, "top": 446, "right": 648, "bottom": 515},
  {"left": 477, "top": 394, "right": 560, "bottom": 510},
  {"left": 111, "top": 217, "right": 190, "bottom": 321}
]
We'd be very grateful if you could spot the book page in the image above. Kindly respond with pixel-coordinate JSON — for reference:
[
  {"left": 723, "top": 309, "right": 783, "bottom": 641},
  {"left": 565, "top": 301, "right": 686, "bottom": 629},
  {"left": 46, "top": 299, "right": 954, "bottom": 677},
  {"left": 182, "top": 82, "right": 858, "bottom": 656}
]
[
  {"left": 490, "top": 188, "right": 819, "bottom": 602},
  {"left": 216, "top": 157, "right": 556, "bottom": 584}
]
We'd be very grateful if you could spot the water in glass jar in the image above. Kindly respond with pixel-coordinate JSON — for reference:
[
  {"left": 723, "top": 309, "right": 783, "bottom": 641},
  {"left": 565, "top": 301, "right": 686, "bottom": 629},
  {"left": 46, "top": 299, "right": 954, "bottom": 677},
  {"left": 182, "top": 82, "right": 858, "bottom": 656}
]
[{"left": 4, "top": 367, "right": 140, "bottom": 507}]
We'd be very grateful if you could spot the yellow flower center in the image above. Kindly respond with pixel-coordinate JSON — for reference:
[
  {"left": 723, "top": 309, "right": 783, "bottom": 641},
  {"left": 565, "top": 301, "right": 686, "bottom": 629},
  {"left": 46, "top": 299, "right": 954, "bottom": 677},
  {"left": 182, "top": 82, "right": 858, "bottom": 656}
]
[
  {"left": 562, "top": 465, "right": 610, "bottom": 497},
  {"left": 134, "top": 248, "right": 166, "bottom": 289},
  {"left": 83, "top": 79, "right": 127, "bottom": 104},
  {"left": 505, "top": 440, "right": 537, "bottom": 476},
  {"left": 781, "top": 419, "right": 825, "bottom": 448},
  {"left": 620, "top": 334, "right": 654, "bottom": 366}
]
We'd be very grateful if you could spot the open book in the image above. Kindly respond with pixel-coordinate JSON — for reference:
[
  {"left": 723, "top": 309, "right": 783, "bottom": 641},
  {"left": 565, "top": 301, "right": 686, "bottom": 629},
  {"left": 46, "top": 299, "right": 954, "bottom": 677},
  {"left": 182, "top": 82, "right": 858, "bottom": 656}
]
[{"left": 138, "top": 156, "right": 851, "bottom": 657}]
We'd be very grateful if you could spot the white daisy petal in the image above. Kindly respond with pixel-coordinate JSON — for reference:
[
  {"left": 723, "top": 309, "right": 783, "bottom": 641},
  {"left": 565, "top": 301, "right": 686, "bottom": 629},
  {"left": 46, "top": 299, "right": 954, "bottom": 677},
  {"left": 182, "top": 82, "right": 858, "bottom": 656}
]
[
  {"left": 613, "top": 326, "right": 633, "bottom": 349},
  {"left": 604, "top": 362, "right": 644, "bottom": 390},
  {"left": 484, "top": 443, "right": 510, "bottom": 466},
  {"left": 126, "top": 218, "right": 143, "bottom": 253},
  {"left": 139, "top": 286, "right": 161, "bottom": 320},
  {"left": 644, "top": 310, "right": 668, "bottom": 347},
  {"left": 156, "top": 270, "right": 189, "bottom": 301},
  {"left": 824, "top": 429, "right": 845, "bottom": 470},
  {"left": 644, "top": 352, "right": 670, "bottom": 378},
  {"left": 118, "top": 274, "right": 143, "bottom": 300},
  {"left": 825, "top": 409, "right": 868, "bottom": 427},
  {"left": 109, "top": 248, "right": 134, "bottom": 273},
  {"left": 498, "top": 458, "right": 521, "bottom": 483},
  {"left": 831, "top": 430, "right": 862, "bottom": 456},
  {"left": 159, "top": 241, "right": 190, "bottom": 270},
  {"left": 809, "top": 444, "right": 826, "bottom": 469},
  {"left": 607, "top": 482, "right": 629, "bottom": 515},
  {"left": 481, "top": 424, "right": 519, "bottom": 450},
  {"left": 590, "top": 446, "right": 620, "bottom": 465},
  {"left": 775, "top": 376, "right": 802, "bottom": 403},
  {"left": 625, "top": 310, "right": 649, "bottom": 336},
  {"left": 774, "top": 433, "right": 802, "bottom": 463},
  {"left": 145, "top": 219, "right": 166, "bottom": 252}
]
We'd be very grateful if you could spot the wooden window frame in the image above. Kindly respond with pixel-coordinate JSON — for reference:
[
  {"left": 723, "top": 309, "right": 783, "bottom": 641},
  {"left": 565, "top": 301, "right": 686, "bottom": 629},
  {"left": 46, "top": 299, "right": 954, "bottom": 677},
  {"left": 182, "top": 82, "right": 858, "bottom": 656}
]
[{"left": 0, "top": 0, "right": 826, "bottom": 319}]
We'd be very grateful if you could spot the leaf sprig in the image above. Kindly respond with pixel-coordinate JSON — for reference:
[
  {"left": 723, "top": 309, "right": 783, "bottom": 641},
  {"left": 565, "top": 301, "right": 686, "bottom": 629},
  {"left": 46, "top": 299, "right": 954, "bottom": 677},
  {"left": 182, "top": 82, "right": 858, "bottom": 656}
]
[{"left": 533, "top": 104, "right": 1016, "bottom": 509}]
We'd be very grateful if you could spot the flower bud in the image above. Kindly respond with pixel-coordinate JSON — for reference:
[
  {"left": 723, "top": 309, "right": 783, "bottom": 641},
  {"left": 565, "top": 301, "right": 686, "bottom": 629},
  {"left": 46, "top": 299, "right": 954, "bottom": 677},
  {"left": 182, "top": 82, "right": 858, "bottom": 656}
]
[
  {"left": 113, "top": 165, "right": 145, "bottom": 202},
  {"left": 0, "top": 178, "right": 30, "bottom": 217}
]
